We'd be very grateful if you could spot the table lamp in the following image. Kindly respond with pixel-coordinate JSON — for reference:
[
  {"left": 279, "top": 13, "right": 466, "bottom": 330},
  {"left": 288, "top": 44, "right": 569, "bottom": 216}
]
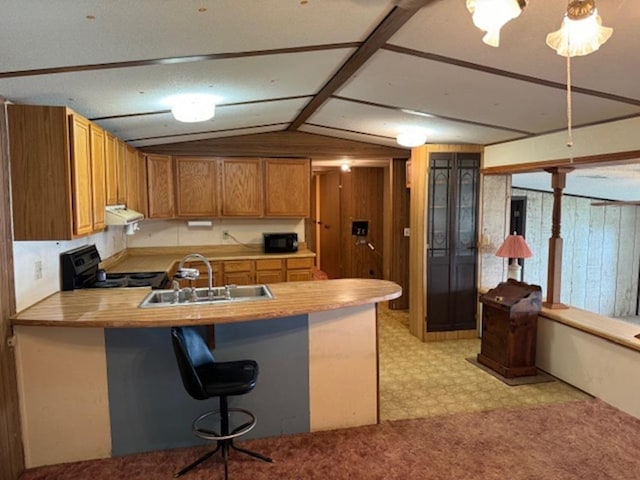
[{"left": 495, "top": 232, "right": 533, "bottom": 281}]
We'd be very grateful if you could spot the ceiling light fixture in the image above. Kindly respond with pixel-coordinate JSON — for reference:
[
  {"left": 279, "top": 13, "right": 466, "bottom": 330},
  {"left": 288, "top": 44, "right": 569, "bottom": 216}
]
[
  {"left": 396, "top": 129, "right": 427, "bottom": 148},
  {"left": 466, "top": 0, "right": 527, "bottom": 47},
  {"left": 546, "top": 0, "right": 613, "bottom": 57},
  {"left": 341, "top": 162, "right": 351, "bottom": 172},
  {"left": 170, "top": 94, "right": 217, "bottom": 123}
]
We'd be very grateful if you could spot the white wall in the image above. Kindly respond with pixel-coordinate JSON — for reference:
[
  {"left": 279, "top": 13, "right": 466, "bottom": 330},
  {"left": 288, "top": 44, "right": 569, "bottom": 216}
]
[
  {"left": 127, "top": 218, "right": 304, "bottom": 248},
  {"left": 484, "top": 117, "right": 640, "bottom": 168},
  {"left": 514, "top": 188, "right": 640, "bottom": 317},
  {"left": 13, "top": 226, "right": 126, "bottom": 313}
]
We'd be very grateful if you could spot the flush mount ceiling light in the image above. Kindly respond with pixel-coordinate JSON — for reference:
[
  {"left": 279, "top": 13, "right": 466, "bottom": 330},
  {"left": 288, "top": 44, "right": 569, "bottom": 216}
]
[
  {"left": 466, "top": 0, "right": 527, "bottom": 47},
  {"left": 396, "top": 129, "right": 428, "bottom": 148},
  {"left": 546, "top": 0, "right": 613, "bottom": 57},
  {"left": 340, "top": 162, "right": 351, "bottom": 172},
  {"left": 171, "top": 94, "right": 217, "bottom": 123}
]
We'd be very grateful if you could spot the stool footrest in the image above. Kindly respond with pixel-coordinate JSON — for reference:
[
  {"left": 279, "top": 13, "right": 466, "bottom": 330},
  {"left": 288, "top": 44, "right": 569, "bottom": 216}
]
[{"left": 192, "top": 407, "right": 256, "bottom": 441}]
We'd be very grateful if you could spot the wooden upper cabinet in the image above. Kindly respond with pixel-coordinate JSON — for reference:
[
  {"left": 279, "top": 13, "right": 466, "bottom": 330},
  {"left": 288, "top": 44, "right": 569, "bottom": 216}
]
[
  {"left": 175, "top": 157, "right": 219, "bottom": 217},
  {"left": 137, "top": 150, "right": 148, "bottom": 217},
  {"left": 105, "top": 132, "right": 118, "bottom": 205},
  {"left": 264, "top": 158, "right": 310, "bottom": 217},
  {"left": 116, "top": 139, "right": 127, "bottom": 204},
  {"left": 146, "top": 154, "right": 175, "bottom": 218},
  {"left": 220, "top": 158, "right": 263, "bottom": 217},
  {"left": 68, "top": 114, "right": 94, "bottom": 237},
  {"left": 89, "top": 123, "right": 106, "bottom": 231},
  {"left": 125, "top": 145, "right": 140, "bottom": 212}
]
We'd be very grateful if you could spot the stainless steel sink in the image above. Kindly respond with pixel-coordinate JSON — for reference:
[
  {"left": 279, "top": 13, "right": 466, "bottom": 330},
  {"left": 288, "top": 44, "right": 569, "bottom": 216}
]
[{"left": 139, "top": 284, "right": 274, "bottom": 308}]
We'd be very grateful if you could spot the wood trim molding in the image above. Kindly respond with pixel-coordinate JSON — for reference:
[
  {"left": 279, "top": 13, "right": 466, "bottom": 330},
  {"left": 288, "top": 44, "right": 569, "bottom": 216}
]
[
  {"left": 482, "top": 149, "right": 640, "bottom": 175},
  {"left": 288, "top": 2, "right": 435, "bottom": 131},
  {"left": 0, "top": 98, "right": 24, "bottom": 479},
  {"left": 141, "top": 131, "right": 408, "bottom": 159}
]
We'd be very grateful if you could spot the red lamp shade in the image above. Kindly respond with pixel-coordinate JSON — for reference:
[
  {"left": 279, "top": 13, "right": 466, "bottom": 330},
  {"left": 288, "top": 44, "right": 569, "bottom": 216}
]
[{"left": 495, "top": 234, "right": 533, "bottom": 259}]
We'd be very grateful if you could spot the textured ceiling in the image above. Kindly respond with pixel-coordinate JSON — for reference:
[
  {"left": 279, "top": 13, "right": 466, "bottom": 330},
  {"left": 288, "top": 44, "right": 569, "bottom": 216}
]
[{"left": 1, "top": 0, "right": 638, "bottom": 199}]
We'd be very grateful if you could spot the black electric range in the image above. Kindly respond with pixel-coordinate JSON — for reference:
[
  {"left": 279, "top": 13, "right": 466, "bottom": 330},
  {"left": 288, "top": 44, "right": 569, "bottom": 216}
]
[{"left": 60, "top": 244, "right": 169, "bottom": 291}]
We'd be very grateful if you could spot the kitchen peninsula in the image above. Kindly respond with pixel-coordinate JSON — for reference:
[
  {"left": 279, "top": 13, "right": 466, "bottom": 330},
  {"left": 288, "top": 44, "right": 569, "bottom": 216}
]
[{"left": 12, "top": 278, "right": 401, "bottom": 468}]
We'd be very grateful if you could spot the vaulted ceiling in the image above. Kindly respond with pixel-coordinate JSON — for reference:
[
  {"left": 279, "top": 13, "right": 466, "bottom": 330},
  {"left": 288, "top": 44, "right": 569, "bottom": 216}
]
[{"left": 2, "top": 0, "right": 639, "bottom": 199}]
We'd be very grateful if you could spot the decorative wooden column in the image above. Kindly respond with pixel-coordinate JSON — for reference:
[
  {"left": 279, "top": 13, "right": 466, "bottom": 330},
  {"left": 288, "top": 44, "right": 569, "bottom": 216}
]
[{"left": 543, "top": 167, "right": 573, "bottom": 309}]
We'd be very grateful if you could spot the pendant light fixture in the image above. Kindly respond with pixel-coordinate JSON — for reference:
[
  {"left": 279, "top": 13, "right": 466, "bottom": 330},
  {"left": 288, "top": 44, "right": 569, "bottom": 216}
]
[
  {"left": 466, "top": 0, "right": 527, "bottom": 47},
  {"left": 546, "top": 0, "right": 613, "bottom": 57}
]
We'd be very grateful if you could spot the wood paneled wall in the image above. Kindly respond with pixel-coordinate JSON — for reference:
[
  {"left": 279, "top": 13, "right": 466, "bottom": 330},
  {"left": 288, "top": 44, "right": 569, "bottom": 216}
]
[
  {"left": 340, "top": 168, "right": 385, "bottom": 279},
  {"left": 142, "top": 131, "right": 408, "bottom": 159},
  {"left": 514, "top": 188, "right": 640, "bottom": 317},
  {"left": 387, "top": 159, "right": 410, "bottom": 309},
  {"left": 0, "top": 100, "right": 24, "bottom": 479}
]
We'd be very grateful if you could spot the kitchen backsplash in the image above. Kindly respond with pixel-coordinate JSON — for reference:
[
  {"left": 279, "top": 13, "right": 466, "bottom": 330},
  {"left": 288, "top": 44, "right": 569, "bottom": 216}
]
[
  {"left": 13, "top": 218, "right": 305, "bottom": 312},
  {"left": 126, "top": 218, "right": 305, "bottom": 248}
]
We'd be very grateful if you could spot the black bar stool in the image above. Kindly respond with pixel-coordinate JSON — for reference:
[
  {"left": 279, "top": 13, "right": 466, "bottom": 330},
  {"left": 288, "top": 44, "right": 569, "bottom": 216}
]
[{"left": 171, "top": 326, "right": 273, "bottom": 479}]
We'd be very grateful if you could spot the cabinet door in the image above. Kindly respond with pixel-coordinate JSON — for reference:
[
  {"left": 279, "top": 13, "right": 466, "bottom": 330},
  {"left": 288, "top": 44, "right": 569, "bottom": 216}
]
[
  {"left": 69, "top": 114, "right": 93, "bottom": 236},
  {"left": 220, "top": 158, "right": 263, "bottom": 217},
  {"left": 175, "top": 157, "right": 219, "bottom": 217},
  {"left": 125, "top": 146, "right": 139, "bottom": 211},
  {"left": 116, "top": 139, "right": 127, "bottom": 204},
  {"left": 104, "top": 132, "right": 118, "bottom": 205},
  {"left": 264, "top": 158, "right": 310, "bottom": 217},
  {"left": 137, "top": 150, "right": 148, "bottom": 216},
  {"left": 146, "top": 154, "right": 175, "bottom": 218},
  {"left": 89, "top": 124, "right": 106, "bottom": 231},
  {"left": 221, "top": 260, "right": 254, "bottom": 285},
  {"left": 255, "top": 258, "right": 284, "bottom": 284},
  {"left": 285, "top": 257, "right": 314, "bottom": 282}
]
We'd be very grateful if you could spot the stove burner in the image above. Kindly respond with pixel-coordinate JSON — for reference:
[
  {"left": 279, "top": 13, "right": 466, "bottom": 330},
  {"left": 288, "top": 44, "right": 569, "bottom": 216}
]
[
  {"left": 106, "top": 274, "right": 126, "bottom": 280},
  {"left": 128, "top": 280, "right": 152, "bottom": 287},
  {"left": 93, "top": 280, "right": 126, "bottom": 288},
  {"left": 129, "top": 273, "right": 156, "bottom": 280}
]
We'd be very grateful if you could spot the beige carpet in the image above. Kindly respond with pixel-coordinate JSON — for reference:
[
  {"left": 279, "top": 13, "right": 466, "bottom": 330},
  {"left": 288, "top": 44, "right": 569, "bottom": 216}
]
[{"left": 21, "top": 399, "right": 640, "bottom": 479}]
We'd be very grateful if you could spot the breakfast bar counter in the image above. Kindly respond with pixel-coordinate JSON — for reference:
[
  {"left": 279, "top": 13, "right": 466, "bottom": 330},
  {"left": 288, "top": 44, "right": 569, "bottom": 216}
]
[
  {"left": 12, "top": 279, "right": 400, "bottom": 327},
  {"left": 12, "top": 279, "right": 401, "bottom": 469}
]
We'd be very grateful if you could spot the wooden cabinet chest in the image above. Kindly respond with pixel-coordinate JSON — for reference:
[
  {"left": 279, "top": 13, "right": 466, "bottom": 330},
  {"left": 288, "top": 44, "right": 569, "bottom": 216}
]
[{"left": 477, "top": 279, "right": 542, "bottom": 378}]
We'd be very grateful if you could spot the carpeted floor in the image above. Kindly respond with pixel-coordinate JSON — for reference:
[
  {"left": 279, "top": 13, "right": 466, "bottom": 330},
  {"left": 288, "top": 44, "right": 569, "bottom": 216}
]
[{"left": 20, "top": 399, "right": 640, "bottom": 479}]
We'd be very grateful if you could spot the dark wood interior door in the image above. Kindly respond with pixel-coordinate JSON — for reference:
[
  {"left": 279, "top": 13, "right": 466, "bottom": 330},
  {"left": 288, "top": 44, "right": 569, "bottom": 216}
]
[
  {"left": 427, "top": 152, "right": 479, "bottom": 332},
  {"left": 318, "top": 170, "right": 342, "bottom": 279}
]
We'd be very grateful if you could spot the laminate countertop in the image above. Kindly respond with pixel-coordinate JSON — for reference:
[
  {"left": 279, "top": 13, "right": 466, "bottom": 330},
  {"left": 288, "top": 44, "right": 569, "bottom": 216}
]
[{"left": 11, "top": 279, "right": 401, "bottom": 328}]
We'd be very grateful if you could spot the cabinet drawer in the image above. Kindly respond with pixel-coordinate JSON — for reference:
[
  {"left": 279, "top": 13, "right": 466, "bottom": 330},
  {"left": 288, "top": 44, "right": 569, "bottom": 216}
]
[
  {"left": 286, "top": 257, "right": 314, "bottom": 269},
  {"left": 286, "top": 270, "right": 313, "bottom": 282},
  {"left": 223, "top": 260, "right": 253, "bottom": 273},
  {"left": 186, "top": 261, "right": 219, "bottom": 274},
  {"left": 256, "top": 259, "right": 283, "bottom": 271},
  {"left": 256, "top": 270, "right": 283, "bottom": 283}
]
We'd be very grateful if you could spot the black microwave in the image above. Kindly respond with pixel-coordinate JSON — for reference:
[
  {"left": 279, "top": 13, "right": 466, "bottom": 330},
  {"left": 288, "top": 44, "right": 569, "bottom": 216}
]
[{"left": 263, "top": 233, "right": 298, "bottom": 253}]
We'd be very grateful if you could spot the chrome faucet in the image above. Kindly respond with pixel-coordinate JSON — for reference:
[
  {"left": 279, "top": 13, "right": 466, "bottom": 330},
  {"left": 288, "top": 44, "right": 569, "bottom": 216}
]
[{"left": 176, "top": 253, "right": 214, "bottom": 298}]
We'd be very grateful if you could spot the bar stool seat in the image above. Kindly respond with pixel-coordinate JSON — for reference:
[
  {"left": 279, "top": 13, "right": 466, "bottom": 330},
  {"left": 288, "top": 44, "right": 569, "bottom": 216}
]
[{"left": 171, "top": 327, "right": 273, "bottom": 479}]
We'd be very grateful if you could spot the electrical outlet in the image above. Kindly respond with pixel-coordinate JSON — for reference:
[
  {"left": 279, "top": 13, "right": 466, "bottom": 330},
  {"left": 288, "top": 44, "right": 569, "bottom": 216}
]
[
  {"left": 222, "top": 230, "right": 229, "bottom": 240},
  {"left": 34, "top": 260, "right": 43, "bottom": 280}
]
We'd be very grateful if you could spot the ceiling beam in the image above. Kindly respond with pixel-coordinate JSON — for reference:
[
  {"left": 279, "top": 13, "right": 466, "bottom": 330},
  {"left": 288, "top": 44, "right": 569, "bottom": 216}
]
[{"left": 287, "top": 1, "right": 434, "bottom": 131}]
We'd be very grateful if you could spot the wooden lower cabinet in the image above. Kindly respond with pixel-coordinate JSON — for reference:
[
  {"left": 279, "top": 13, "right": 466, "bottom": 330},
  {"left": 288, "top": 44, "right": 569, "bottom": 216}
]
[
  {"left": 170, "top": 256, "right": 314, "bottom": 287},
  {"left": 255, "top": 258, "right": 284, "bottom": 284},
  {"left": 221, "top": 260, "right": 254, "bottom": 285},
  {"left": 286, "top": 257, "right": 314, "bottom": 282}
]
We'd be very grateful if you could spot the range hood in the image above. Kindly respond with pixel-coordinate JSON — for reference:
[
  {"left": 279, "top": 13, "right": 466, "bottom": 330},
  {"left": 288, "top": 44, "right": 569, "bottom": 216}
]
[{"left": 105, "top": 205, "right": 144, "bottom": 225}]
